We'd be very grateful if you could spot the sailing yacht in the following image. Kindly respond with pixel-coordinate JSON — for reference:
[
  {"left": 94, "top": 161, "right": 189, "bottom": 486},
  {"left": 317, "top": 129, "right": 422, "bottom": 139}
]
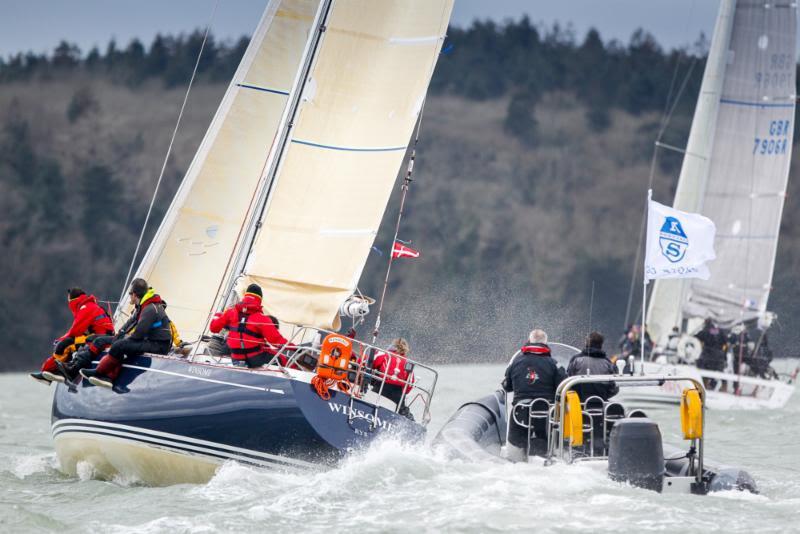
[
  {"left": 50, "top": 0, "right": 454, "bottom": 485},
  {"left": 621, "top": 0, "right": 797, "bottom": 409}
]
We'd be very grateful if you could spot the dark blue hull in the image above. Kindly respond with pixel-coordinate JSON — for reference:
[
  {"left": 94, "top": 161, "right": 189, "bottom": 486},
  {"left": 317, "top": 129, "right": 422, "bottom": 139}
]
[{"left": 51, "top": 355, "right": 424, "bottom": 483}]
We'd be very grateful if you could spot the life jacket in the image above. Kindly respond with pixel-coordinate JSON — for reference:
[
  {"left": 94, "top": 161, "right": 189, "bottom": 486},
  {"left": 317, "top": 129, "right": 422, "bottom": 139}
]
[
  {"left": 373, "top": 350, "right": 413, "bottom": 391},
  {"left": 520, "top": 344, "right": 552, "bottom": 357},
  {"left": 68, "top": 293, "right": 114, "bottom": 336},
  {"left": 169, "top": 321, "right": 182, "bottom": 347},
  {"left": 227, "top": 296, "right": 280, "bottom": 360},
  {"left": 131, "top": 290, "right": 172, "bottom": 342}
]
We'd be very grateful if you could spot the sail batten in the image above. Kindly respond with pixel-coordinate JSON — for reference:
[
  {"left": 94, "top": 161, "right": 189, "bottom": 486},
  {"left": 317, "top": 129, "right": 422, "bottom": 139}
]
[
  {"left": 235, "top": 83, "right": 291, "bottom": 95},
  {"left": 290, "top": 139, "right": 409, "bottom": 151}
]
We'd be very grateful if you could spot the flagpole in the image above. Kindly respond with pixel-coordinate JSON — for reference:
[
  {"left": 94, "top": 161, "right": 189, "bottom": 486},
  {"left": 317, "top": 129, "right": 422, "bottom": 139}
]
[{"left": 641, "top": 189, "right": 652, "bottom": 375}]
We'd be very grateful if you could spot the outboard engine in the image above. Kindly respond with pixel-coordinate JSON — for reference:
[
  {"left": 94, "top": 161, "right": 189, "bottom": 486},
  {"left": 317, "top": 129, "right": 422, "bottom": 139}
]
[{"left": 608, "top": 418, "right": 665, "bottom": 492}]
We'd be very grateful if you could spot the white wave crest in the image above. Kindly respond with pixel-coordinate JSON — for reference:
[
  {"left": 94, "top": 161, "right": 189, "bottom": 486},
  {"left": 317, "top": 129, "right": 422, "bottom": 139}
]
[
  {"left": 12, "top": 453, "right": 57, "bottom": 479},
  {"left": 76, "top": 460, "right": 97, "bottom": 482},
  {"left": 106, "top": 516, "right": 216, "bottom": 534}
]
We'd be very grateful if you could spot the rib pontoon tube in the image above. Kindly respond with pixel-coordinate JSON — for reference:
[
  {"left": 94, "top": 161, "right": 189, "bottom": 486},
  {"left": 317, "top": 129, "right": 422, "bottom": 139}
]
[
  {"left": 432, "top": 390, "right": 507, "bottom": 463},
  {"left": 662, "top": 444, "right": 757, "bottom": 493}
]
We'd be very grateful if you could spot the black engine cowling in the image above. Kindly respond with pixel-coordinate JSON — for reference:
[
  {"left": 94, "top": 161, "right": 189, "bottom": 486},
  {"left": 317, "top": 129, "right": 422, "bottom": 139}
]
[{"left": 608, "top": 418, "right": 665, "bottom": 492}]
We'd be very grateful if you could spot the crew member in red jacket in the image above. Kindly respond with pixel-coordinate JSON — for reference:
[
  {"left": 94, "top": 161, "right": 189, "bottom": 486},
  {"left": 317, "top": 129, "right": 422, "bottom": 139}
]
[
  {"left": 372, "top": 337, "right": 414, "bottom": 415},
  {"left": 30, "top": 287, "right": 115, "bottom": 385},
  {"left": 209, "top": 283, "right": 291, "bottom": 368}
]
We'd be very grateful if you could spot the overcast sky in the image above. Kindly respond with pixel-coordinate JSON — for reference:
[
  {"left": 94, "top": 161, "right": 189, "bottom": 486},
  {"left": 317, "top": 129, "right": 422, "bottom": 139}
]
[{"left": 0, "top": 0, "right": 720, "bottom": 58}]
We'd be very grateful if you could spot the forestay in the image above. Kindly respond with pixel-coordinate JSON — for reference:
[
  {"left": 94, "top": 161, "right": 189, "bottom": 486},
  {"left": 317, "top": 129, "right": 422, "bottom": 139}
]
[
  {"left": 648, "top": 0, "right": 796, "bottom": 340},
  {"left": 238, "top": 0, "right": 454, "bottom": 329},
  {"left": 120, "top": 0, "right": 320, "bottom": 339}
]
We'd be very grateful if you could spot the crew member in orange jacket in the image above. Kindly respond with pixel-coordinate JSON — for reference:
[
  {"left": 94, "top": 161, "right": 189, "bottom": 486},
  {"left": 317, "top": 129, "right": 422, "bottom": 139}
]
[
  {"left": 371, "top": 337, "right": 414, "bottom": 415},
  {"left": 31, "top": 287, "right": 115, "bottom": 385},
  {"left": 209, "top": 283, "right": 291, "bottom": 368}
]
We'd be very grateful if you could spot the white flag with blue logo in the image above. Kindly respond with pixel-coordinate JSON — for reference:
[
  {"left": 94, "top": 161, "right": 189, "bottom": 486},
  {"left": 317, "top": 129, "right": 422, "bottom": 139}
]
[{"left": 644, "top": 200, "right": 716, "bottom": 281}]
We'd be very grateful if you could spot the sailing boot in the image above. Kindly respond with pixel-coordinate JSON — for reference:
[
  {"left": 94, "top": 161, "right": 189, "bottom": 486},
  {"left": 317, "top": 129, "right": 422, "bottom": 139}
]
[
  {"left": 39, "top": 355, "right": 64, "bottom": 383},
  {"left": 52, "top": 360, "right": 77, "bottom": 383},
  {"left": 29, "top": 372, "right": 52, "bottom": 386},
  {"left": 62, "top": 347, "right": 94, "bottom": 381},
  {"left": 41, "top": 370, "right": 65, "bottom": 383},
  {"left": 80, "top": 355, "right": 120, "bottom": 388}
]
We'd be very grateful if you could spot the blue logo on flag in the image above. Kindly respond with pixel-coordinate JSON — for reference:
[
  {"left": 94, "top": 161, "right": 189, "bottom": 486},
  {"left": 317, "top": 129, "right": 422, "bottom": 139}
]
[{"left": 659, "top": 216, "right": 688, "bottom": 263}]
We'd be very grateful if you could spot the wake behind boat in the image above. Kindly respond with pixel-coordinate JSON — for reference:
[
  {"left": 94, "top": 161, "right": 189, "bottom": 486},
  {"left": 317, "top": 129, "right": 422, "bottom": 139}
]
[{"left": 44, "top": 0, "right": 455, "bottom": 485}]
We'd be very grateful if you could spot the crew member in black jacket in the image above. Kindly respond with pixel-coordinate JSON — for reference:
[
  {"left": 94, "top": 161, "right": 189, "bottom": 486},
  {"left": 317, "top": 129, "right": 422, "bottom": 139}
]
[
  {"left": 502, "top": 329, "right": 566, "bottom": 459},
  {"left": 80, "top": 278, "right": 172, "bottom": 388},
  {"left": 566, "top": 332, "right": 618, "bottom": 454},
  {"left": 567, "top": 331, "right": 619, "bottom": 401}
]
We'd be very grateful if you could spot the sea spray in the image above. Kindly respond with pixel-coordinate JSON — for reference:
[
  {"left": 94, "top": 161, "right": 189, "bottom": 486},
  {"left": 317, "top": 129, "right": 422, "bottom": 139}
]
[{"left": 11, "top": 453, "right": 56, "bottom": 479}]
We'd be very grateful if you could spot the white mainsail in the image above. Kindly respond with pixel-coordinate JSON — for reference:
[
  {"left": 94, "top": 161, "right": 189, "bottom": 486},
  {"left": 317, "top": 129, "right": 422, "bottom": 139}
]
[
  {"left": 648, "top": 0, "right": 797, "bottom": 342},
  {"left": 122, "top": 0, "right": 321, "bottom": 339},
  {"left": 231, "top": 0, "right": 454, "bottom": 330}
]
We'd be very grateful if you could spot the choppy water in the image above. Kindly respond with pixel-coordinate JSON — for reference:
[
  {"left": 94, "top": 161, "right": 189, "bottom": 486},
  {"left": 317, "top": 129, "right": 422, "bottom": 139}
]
[{"left": 1, "top": 362, "right": 799, "bottom": 533}]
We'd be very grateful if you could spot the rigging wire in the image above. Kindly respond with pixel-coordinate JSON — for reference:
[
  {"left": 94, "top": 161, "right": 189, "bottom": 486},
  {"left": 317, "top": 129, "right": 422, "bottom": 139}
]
[
  {"left": 371, "top": 105, "right": 426, "bottom": 344},
  {"left": 588, "top": 280, "right": 595, "bottom": 335},
  {"left": 622, "top": 23, "right": 700, "bottom": 329},
  {"left": 370, "top": 5, "right": 450, "bottom": 344},
  {"left": 116, "top": 0, "right": 220, "bottom": 312}
]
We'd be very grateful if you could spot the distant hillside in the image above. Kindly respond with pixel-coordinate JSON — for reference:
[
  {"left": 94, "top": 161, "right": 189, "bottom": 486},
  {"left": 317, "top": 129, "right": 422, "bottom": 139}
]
[{"left": 2, "top": 20, "right": 799, "bottom": 371}]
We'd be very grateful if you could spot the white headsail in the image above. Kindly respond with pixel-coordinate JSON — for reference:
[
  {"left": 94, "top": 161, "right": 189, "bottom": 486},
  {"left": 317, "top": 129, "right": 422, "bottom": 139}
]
[
  {"left": 122, "top": 0, "right": 321, "bottom": 340},
  {"left": 648, "top": 0, "right": 797, "bottom": 342},
  {"left": 231, "top": 0, "right": 454, "bottom": 330}
]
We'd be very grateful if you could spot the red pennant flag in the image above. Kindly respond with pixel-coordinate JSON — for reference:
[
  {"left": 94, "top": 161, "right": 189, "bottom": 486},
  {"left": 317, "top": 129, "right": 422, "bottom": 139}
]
[{"left": 391, "top": 241, "right": 420, "bottom": 259}]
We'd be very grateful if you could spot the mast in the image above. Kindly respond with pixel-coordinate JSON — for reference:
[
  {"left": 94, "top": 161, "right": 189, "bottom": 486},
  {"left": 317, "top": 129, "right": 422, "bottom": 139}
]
[{"left": 647, "top": 0, "right": 736, "bottom": 343}]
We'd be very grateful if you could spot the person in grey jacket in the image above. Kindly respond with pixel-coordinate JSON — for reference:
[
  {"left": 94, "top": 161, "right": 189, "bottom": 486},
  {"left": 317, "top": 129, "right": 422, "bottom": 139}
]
[{"left": 567, "top": 331, "right": 618, "bottom": 401}]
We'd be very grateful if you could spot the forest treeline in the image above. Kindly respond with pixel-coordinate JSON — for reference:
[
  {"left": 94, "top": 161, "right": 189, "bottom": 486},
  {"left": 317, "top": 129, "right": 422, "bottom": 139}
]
[
  {"left": 1, "top": 19, "right": 708, "bottom": 137},
  {"left": 1, "top": 19, "right": 799, "bottom": 370}
]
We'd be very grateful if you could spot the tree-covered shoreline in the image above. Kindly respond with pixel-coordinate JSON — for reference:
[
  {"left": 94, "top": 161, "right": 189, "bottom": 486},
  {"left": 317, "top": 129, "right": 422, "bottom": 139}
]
[{"left": 0, "top": 19, "right": 711, "bottom": 138}]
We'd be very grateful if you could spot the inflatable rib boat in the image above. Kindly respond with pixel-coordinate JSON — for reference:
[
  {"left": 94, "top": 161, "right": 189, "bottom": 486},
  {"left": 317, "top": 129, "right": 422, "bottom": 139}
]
[{"left": 433, "top": 374, "right": 756, "bottom": 495}]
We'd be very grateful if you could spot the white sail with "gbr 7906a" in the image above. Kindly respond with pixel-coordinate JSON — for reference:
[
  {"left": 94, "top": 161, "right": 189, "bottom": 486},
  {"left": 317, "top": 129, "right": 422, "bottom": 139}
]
[{"left": 648, "top": 0, "right": 797, "bottom": 342}]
